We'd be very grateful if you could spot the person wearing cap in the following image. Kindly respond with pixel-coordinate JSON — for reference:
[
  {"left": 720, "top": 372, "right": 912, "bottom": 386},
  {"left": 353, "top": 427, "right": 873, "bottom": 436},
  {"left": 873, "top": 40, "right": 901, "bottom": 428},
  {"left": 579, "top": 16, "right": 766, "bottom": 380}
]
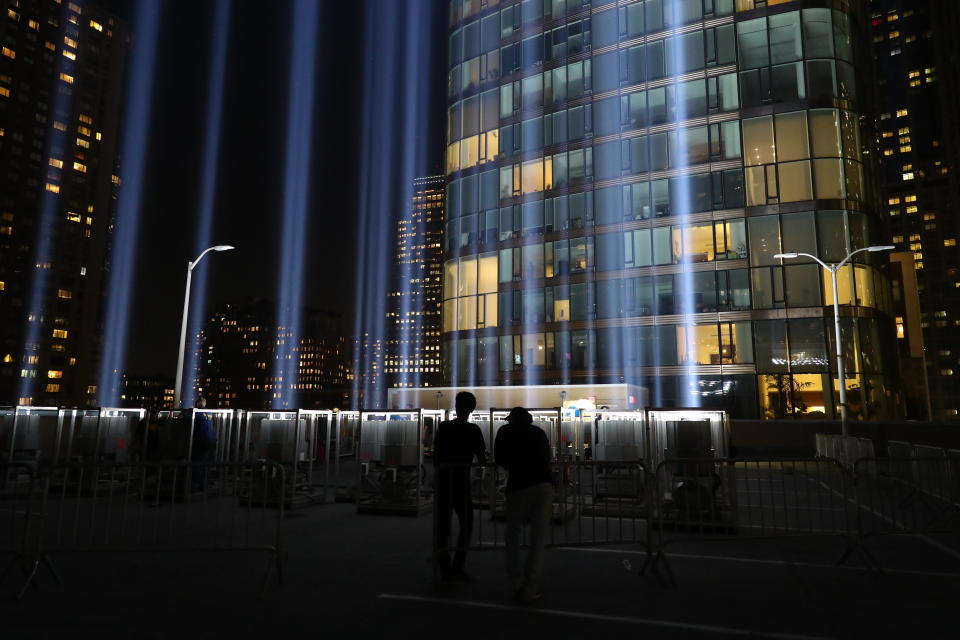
[
  {"left": 494, "top": 406, "right": 553, "bottom": 603},
  {"left": 433, "top": 391, "right": 487, "bottom": 584}
]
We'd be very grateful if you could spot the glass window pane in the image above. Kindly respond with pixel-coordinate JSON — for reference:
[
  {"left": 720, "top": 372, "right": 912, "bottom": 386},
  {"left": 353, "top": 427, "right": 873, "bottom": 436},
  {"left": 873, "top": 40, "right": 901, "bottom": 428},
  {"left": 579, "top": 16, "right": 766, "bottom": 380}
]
[
  {"left": 748, "top": 215, "right": 781, "bottom": 266},
  {"left": 817, "top": 210, "right": 848, "bottom": 262},
  {"left": 743, "top": 116, "right": 775, "bottom": 166},
  {"left": 774, "top": 111, "right": 809, "bottom": 162},
  {"left": 754, "top": 319, "right": 789, "bottom": 372},
  {"left": 809, "top": 109, "right": 841, "bottom": 158},
  {"left": 785, "top": 263, "right": 821, "bottom": 307},
  {"left": 768, "top": 11, "right": 801, "bottom": 64},
  {"left": 677, "top": 324, "right": 720, "bottom": 365},
  {"left": 522, "top": 243, "right": 544, "bottom": 279},
  {"left": 788, "top": 318, "right": 827, "bottom": 373},
  {"left": 778, "top": 160, "right": 813, "bottom": 202},
  {"left": 802, "top": 8, "right": 833, "bottom": 58},
  {"left": 653, "top": 226, "right": 672, "bottom": 265},
  {"left": 737, "top": 17, "right": 768, "bottom": 69},
  {"left": 813, "top": 159, "right": 844, "bottom": 199},
  {"left": 478, "top": 252, "right": 498, "bottom": 294},
  {"left": 459, "top": 256, "right": 478, "bottom": 296}
]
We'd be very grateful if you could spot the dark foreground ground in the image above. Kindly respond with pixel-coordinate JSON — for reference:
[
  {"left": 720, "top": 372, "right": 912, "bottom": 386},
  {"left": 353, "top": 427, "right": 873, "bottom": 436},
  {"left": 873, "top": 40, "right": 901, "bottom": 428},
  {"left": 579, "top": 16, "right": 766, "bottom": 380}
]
[{"left": 2, "top": 497, "right": 959, "bottom": 640}]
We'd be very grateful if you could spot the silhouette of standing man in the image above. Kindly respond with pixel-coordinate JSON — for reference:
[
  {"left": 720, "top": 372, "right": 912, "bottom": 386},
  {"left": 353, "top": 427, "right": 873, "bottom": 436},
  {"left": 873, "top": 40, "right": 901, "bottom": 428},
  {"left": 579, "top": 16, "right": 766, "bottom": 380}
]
[
  {"left": 494, "top": 407, "right": 553, "bottom": 603},
  {"left": 433, "top": 391, "right": 486, "bottom": 584}
]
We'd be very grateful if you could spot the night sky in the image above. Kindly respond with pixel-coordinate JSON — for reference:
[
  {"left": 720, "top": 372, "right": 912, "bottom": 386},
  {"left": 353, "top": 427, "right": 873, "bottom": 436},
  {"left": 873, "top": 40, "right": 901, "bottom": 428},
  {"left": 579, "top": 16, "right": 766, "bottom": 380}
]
[{"left": 97, "top": 0, "right": 448, "bottom": 377}]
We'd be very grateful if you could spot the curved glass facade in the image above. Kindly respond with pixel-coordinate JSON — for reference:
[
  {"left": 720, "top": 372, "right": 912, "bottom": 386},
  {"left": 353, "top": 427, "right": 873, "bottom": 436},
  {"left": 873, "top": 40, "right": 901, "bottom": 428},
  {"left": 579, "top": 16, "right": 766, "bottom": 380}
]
[{"left": 444, "top": 0, "right": 901, "bottom": 419}]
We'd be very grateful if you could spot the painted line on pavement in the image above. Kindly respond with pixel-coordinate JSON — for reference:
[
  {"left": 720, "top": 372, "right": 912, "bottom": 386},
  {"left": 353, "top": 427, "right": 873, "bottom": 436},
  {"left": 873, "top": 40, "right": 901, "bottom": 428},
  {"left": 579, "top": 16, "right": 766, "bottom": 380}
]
[
  {"left": 557, "top": 546, "right": 960, "bottom": 578},
  {"left": 378, "top": 593, "right": 832, "bottom": 640}
]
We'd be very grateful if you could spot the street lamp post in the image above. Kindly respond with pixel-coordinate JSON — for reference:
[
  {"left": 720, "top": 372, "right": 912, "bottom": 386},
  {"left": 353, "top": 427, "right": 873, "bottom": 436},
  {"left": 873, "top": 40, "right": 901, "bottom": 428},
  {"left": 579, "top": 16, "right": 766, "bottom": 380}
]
[
  {"left": 773, "top": 245, "right": 894, "bottom": 438},
  {"left": 174, "top": 245, "right": 235, "bottom": 408}
]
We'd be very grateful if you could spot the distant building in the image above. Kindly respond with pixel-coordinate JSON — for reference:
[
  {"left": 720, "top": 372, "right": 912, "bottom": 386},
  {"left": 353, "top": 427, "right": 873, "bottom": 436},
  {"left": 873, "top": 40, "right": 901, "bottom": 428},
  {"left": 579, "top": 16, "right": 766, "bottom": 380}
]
[
  {"left": 384, "top": 175, "right": 445, "bottom": 390},
  {"left": 354, "top": 332, "right": 383, "bottom": 409},
  {"left": 120, "top": 374, "right": 174, "bottom": 411},
  {"left": 197, "top": 299, "right": 350, "bottom": 409},
  {"left": 870, "top": 0, "right": 960, "bottom": 419},
  {"left": 0, "top": 2, "right": 128, "bottom": 407}
]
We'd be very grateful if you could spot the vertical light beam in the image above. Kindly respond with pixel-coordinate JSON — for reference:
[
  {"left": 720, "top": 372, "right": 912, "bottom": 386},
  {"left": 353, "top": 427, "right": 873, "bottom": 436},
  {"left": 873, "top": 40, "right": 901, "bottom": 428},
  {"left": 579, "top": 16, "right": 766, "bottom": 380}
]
[
  {"left": 668, "top": 8, "right": 701, "bottom": 408},
  {"left": 97, "top": 1, "right": 163, "bottom": 407},
  {"left": 183, "top": 0, "right": 232, "bottom": 408},
  {"left": 19, "top": 1, "right": 84, "bottom": 403},
  {"left": 272, "top": 0, "right": 320, "bottom": 410}
]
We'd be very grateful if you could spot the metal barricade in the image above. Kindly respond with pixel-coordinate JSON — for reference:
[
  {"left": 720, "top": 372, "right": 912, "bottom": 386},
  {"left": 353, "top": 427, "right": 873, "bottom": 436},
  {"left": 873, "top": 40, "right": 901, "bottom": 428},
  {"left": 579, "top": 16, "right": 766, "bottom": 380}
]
[
  {"left": 1, "top": 463, "right": 54, "bottom": 599},
  {"left": 333, "top": 410, "right": 359, "bottom": 501},
  {"left": 356, "top": 409, "right": 440, "bottom": 516},
  {"left": 36, "top": 460, "right": 285, "bottom": 598},
  {"left": 648, "top": 457, "right": 865, "bottom": 584},
  {"left": 432, "top": 460, "right": 653, "bottom": 587}
]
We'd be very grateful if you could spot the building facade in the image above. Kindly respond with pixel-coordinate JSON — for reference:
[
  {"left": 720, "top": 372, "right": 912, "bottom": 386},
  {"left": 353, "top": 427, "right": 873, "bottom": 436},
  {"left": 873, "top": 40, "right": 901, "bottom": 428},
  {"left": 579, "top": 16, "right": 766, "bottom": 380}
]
[
  {"left": 869, "top": 0, "right": 960, "bottom": 419},
  {"left": 443, "top": 0, "right": 902, "bottom": 419},
  {"left": 119, "top": 373, "right": 174, "bottom": 411},
  {"left": 196, "top": 299, "right": 350, "bottom": 410},
  {"left": 0, "top": 1, "right": 127, "bottom": 407},
  {"left": 384, "top": 175, "right": 445, "bottom": 390}
]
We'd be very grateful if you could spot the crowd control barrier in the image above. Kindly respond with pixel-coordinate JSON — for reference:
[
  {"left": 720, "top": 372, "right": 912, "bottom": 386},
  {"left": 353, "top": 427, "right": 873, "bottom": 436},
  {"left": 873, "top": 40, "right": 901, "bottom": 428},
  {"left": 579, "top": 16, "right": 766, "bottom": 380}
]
[
  {"left": 27, "top": 460, "right": 285, "bottom": 599},
  {"left": 1, "top": 463, "right": 53, "bottom": 599}
]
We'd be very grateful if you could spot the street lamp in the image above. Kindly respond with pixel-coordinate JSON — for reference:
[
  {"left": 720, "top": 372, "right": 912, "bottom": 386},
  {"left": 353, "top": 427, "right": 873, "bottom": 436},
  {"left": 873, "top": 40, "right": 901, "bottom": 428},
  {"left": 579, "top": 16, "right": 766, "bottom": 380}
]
[
  {"left": 174, "top": 245, "right": 235, "bottom": 408},
  {"left": 773, "top": 245, "right": 894, "bottom": 438}
]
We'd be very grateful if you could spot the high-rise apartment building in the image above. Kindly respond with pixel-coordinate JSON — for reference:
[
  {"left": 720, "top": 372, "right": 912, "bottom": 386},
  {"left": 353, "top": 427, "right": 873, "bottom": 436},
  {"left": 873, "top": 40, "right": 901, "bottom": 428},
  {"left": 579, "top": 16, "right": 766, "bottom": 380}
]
[
  {"left": 197, "top": 299, "right": 350, "bottom": 409},
  {"left": 0, "top": 1, "right": 127, "bottom": 407},
  {"left": 869, "top": 0, "right": 960, "bottom": 419},
  {"left": 384, "top": 175, "right": 445, "bottom": 390},
  {"left": 119, "top": 373, "right": 174, "bottom": 411},
  {"left": 443, "top": 0, "right": 902, "bottom": 419}
]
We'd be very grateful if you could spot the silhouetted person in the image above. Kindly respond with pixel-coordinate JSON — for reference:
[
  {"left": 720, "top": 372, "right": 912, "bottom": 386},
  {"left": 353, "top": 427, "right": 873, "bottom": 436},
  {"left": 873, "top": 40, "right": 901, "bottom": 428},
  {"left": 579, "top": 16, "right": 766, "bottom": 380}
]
[
  {"left": 433, "top": 391, "right": 486, "bottom": 584},
  {"left": 191, "top": 397, "right": 216, "bottom": 491},
  {"left": 494, "top": 406, "right": 553, "bottom": 603}
]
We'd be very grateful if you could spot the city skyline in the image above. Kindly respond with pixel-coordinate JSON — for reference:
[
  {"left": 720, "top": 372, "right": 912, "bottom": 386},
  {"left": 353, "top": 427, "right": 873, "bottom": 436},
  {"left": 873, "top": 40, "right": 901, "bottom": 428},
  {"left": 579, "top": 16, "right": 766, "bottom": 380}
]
[{"left": 1, "top": 0, "right": 958, "bottom": 420}]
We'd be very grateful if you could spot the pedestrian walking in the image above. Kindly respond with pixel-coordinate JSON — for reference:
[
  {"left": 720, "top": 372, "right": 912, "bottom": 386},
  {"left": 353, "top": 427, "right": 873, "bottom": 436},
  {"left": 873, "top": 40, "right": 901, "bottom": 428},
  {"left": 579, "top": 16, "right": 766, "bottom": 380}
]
[
  {"left": 433, "top": 391, "right": 486, "bottom": 584},
  {"left": 494, "top": 406, "right": 554, "bottom": 603}
]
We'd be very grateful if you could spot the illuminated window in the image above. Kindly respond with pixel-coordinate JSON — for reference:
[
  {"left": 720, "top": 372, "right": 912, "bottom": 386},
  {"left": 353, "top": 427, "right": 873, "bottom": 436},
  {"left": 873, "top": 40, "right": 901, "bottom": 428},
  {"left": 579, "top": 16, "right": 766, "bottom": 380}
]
[
  {"left": 28, "top": 19, "right": 39, "bottom": 29},
  {"left": 49, "top": 158, "right": 63, "bottom": 169},
  {"left": 59, "top": 73, "right": 74, "bottom": 84},
  {"left": 45, "top": 384, "right": 60, "bottom": 393},
  {"left": 53, "top": 121, "right": 67, "bottom": 131},
  {"left": 906, "top": 205, "right": 918, "bottom": 214},
  {"left": 47, "top": 370, "right": 63, "bottom": 379},
  {"left": 57, "top": 289, "right": 72, "bottom": 299},
  {"left": 77, "top": 126, "right": 91, "bottom": 136},
  {"left": 889, "top": 30, "right": 899, "bottom": 39},
  {"left": 883, "top": 149, "right": 894, "bottom": 157},
  {"left": 66, "top": 212, "right": 81, "bottom": 223},
  {"left": 895, "top": 317, "right": 905, "bottom": 339},
  {"left": 888, "top": 197, "right": 901, "bottom": 205},
  {"left": 79, "top": 114, "right": 92, "bottom": 124},
  {"left": 882, "top": 131, "right": 893, "bottom": 138},
  {"left": 902, "top": 172, "right": 914, "bottom": 181},
  {"left": 896, "top": 109, "right": 908, "bottom": 117},
  {"left": 909, "top": 79, "right": 920, "bottom": 87},
  {"left": 1, "top": 47, "right": 15, "bottom": 59},
  {"left": 905, "top": 194, "right": 917, "bottom": 202},
  {"left": 76, "top": 138, "right": 89, "bottom": 148},
  {"left": 0, "top": 87, "right": 9, "bottom": 98},
  {"left": 908, "top": 70, "right": 920, "bottom": 79},
  {"left": 892, "top": 235, "right": 903, "bottom": 243},
  {"left": 909, "top": 234, "right": 920, "bottom": 241},
  {"left": 45, "top": 183, "right": 61, "bottom": 194},
  {"left": 62, "top": 51, "right": 76, "bottom": 60},
  {"left": 898, "top": 127, "right": 910, "bottom": 135},
  {"left": 72, "top": 162, "right": 86, "bottom": 173},
  {"left": 924, "top": 213, "right": 936, "bottom": 221},
  {"left": 90, "top": 19, "right": 103, "bottom": 31},
  {"left": 945, "top": 239, "right": 957, "bottom": 247},
  {"left": 0, "top": 281, "right": 4, "bottom": 291},
  {"left": 52, "top": 329, "right": 68, "bottom": 339},
  {"left": 44, "top": 41, "right": 56, "bottom": 51}
]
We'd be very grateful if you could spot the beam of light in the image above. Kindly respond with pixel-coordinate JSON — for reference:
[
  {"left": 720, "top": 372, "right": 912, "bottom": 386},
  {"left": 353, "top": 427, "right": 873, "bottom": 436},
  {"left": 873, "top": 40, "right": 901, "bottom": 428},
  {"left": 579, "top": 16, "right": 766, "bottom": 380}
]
[
  {"left": 97, "top": 1, "right": 163, "bottom": 407},
  {"left": 667, "top": 11, "right": 700, "bottom": 409},
  {"left": 182, "top": 0, "right": 232, "bottom": 409},
  {"left": 395, "top": 7, "right": 432, "bottom": 392},
  {"left": 18, "top": 1, "right": 84, "bottom": 403},
  {"left": 352, "top": 2, "right": 433, "bottom": 410},
  {"left": 272, "top": 0, "right": 320, "bottom": 410}
]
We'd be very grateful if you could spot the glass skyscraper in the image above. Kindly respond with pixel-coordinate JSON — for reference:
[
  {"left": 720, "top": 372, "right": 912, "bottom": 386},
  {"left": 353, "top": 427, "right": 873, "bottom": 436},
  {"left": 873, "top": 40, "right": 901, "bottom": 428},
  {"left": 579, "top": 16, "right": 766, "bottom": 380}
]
[{"left": 443, "top": 0, "right": 902, "bottom": 419}]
